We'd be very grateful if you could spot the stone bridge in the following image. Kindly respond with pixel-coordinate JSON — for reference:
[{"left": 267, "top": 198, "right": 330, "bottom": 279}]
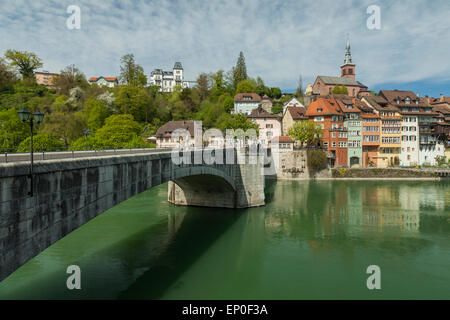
[{"left": 0, "top": 149, "right": 265, "bottom": 281}]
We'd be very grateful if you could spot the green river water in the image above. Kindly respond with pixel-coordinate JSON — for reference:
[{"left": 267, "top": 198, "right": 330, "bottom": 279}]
[{"left": 0, "top": 180, "right": 449, "bottom": 299}]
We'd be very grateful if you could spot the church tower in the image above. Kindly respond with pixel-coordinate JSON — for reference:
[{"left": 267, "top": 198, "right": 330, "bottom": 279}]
[{"left": 340, "top": 40, "right": 355, "bottom": 79}]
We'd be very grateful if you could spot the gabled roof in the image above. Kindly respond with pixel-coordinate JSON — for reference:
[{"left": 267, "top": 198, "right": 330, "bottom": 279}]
[
  {"left": 155, "top": 120, "right": 198, "bottom": 138},
  {"left": 247, "top": 106, "right": 280, "bottom": 119},
  {"left": 234, "top": 93, "right": 262, "bottom": 102},
  {"left": 89, "top": 76, "right": 117, "bottom": 82},
  {"left": 316, "top": 76, "right": 367, "bottom": 88},
  {"left": 362, "top": 95, "right": 400, "bottom": 112},
  {"left": 306, "top": 98, "right": 342, "bottom": 116},
  {"left": 285, "top": 106, "right": 307, "bottom": 120},
  {"left": 271, "top": 136, "right": 294, "bottom": 143}
]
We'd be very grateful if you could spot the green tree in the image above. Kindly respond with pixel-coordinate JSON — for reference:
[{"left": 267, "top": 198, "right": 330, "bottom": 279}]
[
  {"left": 0, "top": 108, "right": 29, "bottom": 150},
  {"left": 17, "top": 134, "right": 65, "bottom": 152},
  {"left": 0, "top": 57, "right": 16, "bottom": 92},
  {"left": 119, "top": 54, "right": 147, "bottom": 86},
  {"left": 296, "top": 73, "right": 303, "bottom": 99},
  {"left": 95, "top": 114, "right": 142, "bottom": 147},
  {"left": 332, "top": 85, "right": 348, "bottom": 95},
  {"left": 271, "top": 104, "right": 283, "bottom": 114},
  {"left": 116, "top": 85, "right": 153, "bottom": 122},
  {"left": 4, "top": 49, "right": 43, "bottom": 79},
  {"left": 223, "top": 95, "right": 234, "bottom": 113},
  {"left": 196, "top": 73, "right": 210, "bottom": 101},
  {"left": 85, "top": 97, "right": 111, "bottom": 131},
  {"left": 233, "top": 51, "right": 248, "bottom": 89},
  {"left": 54, "top": 64, "right": 88, "bottom": 95},
  {"left": 307, "top": 149, "right": 328, "bottom": 173},
  {"left": 288, "top": 120, "right": 322, "bottom": 146},
  {"left": 270, "top": 87, "right": 282, "bottom": 99},
  {"left": 236, "top": 79, "right": 256, "bottom": 93},
  {"left": 217, "top": 113, "right": 258, "bottom": 134},
  {"left": 38, "top": 111, "right": 85, "bottom": 147}
]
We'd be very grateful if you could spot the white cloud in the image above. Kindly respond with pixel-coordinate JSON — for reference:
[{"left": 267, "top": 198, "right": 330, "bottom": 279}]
[{"left": 1, "top": 0, "right": 450, "bottom": 90}]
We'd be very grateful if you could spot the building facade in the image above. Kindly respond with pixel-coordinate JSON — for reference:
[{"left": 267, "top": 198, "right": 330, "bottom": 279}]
[
  {"left": 247, "top": 106, "right": 282, "bottom": 146},
  {"left": 35, "top": 71, "right": 59, "bottom": 86},
  {"left": 282, "top": 106, "right": 308, "bottom": 136},
  {"left": 88, "top": 76, "right": 118, "bottom": 88},
  {"left": 233, "top": 93, "right": 262, "bottom": 115},
  {"left": 379, "top": 90, "right": 444, "bottom": 166},
  {"left": 306, "top": 97, "right": 348, "bottom": 167},
  {"left": 149, "top": 62, "right": 190, "bottom": 92},
  {"left": 153, "top": 120, "right": 202, "bottom": 148},
  {"left": 311, "top": 41, "right": 369, "bottom": 98}
]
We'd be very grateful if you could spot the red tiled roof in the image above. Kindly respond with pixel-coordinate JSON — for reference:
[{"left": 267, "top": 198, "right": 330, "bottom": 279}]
[
  {"left": 306, "top": 98, "right": 342, "bottom": 116},
  {"left": 89, "top": 76, "right": 117, "bottom": 82}
]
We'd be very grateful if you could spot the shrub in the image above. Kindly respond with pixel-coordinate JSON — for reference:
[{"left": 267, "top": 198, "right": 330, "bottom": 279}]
[
  {"left": 307, "top": 149, "right": 328, "bottom": 173},
  {"left": 435, "top": 155, "right": 446, "bottom": 166},
  {"left": 17, "top": 134, "right": 65, "bottom": 152}
]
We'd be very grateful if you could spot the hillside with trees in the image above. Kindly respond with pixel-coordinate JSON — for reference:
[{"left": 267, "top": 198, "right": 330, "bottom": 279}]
[{"left": 0, "top": 50, "right": 287, "bottom": 151}]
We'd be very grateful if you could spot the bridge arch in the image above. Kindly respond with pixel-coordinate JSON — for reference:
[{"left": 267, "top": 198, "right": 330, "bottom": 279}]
[{"left": 0, "top": 151, "right": 264, "bottom": 281}]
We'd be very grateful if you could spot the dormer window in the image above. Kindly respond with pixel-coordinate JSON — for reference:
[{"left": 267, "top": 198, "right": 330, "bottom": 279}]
[
  {"left": 396, "top": 99, "right": 400, "bottom": 104},
  {"left": 405, "top": 97, "right": 410, "bottom": 104},
  {"left": 347, "top": 104, "right": 353, "bottom": 109},
  {"left": 415, "top": 99, "right": 419, "bottom": 104},
  {"left": 317, "top": 108, "right": 323, "bottom": 113}
]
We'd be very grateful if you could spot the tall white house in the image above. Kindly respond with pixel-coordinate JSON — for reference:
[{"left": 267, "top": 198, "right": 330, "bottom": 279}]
[{"left": 149, "top": 62, "right": 190, "bottom": 92}]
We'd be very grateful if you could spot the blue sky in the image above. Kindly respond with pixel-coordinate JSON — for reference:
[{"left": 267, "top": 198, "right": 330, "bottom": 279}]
[{"left": 1, "top": 0, "right": 450, "bottom": 97}]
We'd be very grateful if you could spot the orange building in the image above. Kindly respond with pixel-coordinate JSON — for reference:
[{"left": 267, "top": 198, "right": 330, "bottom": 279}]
[
  {"left": 306, "top": 97, "right": 348, "bottom": 167},
  {"left": 360, "top": 101, "right": 381, "bottom": 167}
]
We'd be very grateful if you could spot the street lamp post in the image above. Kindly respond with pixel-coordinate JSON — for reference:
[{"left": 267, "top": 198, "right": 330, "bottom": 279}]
[
  {"left": 18, "top": 109, "right": 44, "bottom": 197},
  {"left": 83, "top": 128, "right": 91, "bottom": 151}
]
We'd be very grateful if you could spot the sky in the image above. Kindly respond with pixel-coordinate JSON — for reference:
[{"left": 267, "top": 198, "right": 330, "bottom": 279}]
[{"left": 1, "top": 0, "right": 450, "bottom": 97}]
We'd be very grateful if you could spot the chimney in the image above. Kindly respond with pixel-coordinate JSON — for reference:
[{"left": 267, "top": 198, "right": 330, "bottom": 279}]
[{"left": 440, "top": 94, "right": 444, "bottom": 102}]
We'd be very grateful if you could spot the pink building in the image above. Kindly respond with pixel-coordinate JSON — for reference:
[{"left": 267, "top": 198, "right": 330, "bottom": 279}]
[
  {"left": 35, "top": 71, "right": 59, "bottom": 86},
  {"left": 247, "top": 106, "right": 282, "bottom": 146}
]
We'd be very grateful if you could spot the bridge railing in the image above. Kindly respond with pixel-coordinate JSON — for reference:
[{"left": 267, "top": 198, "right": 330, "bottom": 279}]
[{"left": 0, "top": 146, "right": 173, "bottom": 163}]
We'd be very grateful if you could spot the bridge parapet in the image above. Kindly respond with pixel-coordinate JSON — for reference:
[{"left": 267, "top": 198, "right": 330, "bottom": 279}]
[{"left": 0, "top": 149, "right": 264, "bottom": 281}]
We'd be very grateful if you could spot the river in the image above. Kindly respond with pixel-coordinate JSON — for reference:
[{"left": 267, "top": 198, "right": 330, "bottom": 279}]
[{"left": 0, "top": 180, "right": 449, "bottom": 299}]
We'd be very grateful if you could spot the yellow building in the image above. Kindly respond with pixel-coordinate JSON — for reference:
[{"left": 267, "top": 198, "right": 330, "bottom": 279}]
[
  {"left": 378, "top": 112, "right": 402, "bottom": 167},
  {"left": 362, "top": 96, "right": 402, "bottom": 167},
  {"left": 282, "top": 106, "right": 308, "bottom": 135}
]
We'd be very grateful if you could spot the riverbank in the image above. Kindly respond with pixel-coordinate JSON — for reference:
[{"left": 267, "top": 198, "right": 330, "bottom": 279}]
[{"left": 271, "top": 167, "right": 450, "bottom": 180}]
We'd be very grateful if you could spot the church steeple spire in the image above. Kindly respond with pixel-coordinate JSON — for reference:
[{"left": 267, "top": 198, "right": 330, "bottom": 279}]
[
  {"left": 340, "top": 38, "right": 355, "bottom": 79},
  {"left": 344, "top": 39, "right": 353, "bottom": 65}
]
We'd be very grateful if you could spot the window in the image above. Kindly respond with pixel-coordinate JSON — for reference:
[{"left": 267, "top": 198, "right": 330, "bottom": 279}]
[
  {"left": 317, "top": 108, "right": 323, "bottom": 113},
  {"left": 332, "top": 142, "right": 336, "bottom": 148},
  {"left": 332, "top": 132, "right": 336, "bottom": 138},
  {"left": 338, "top": 142, "right": 347, "bottom": 148},
  {"left": 314, "top": 116, "right": 324, "bottom": 122},
  {"left": 323, "top": 142, "right": 329, "bottom": 148},
  {"left": 405, "top": 97, "right": 410, "bottom": 104}
]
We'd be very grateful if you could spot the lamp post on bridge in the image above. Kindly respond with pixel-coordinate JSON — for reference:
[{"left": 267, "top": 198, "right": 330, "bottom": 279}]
[
  {"left": 83, "top": 128, "right": 91, "bottom": 151},
  {"left": 17, "top": 109, "right": 44, "bottom": 197}
]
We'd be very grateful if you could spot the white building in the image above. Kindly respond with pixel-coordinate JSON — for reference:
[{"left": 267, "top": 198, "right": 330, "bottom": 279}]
[
  {"left": 88, "top": 76, "right": 118, "bottom": 88},
  {"left": 149, "top": 62, "right": 190, "bottom": 92},
  {"left": 282, "top": 97, "right": 305, "bottom": 114},
  {"left": 232, "top": 93, "right": 262, "bottom": 115},
  {"left": 400, "top": 115, "right": 420, "bottom": 166}
]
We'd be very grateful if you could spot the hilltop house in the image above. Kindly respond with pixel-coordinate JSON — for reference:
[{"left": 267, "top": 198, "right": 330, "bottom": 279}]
[
  {"left": 88, "top": 76, "right": 118, "bottom": 88},
  {"left": 232, "top": 93, "right": 262, "bottom": 115},
  {"left": 149, "top": 62, "right": 191, "bottom": 92}
]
